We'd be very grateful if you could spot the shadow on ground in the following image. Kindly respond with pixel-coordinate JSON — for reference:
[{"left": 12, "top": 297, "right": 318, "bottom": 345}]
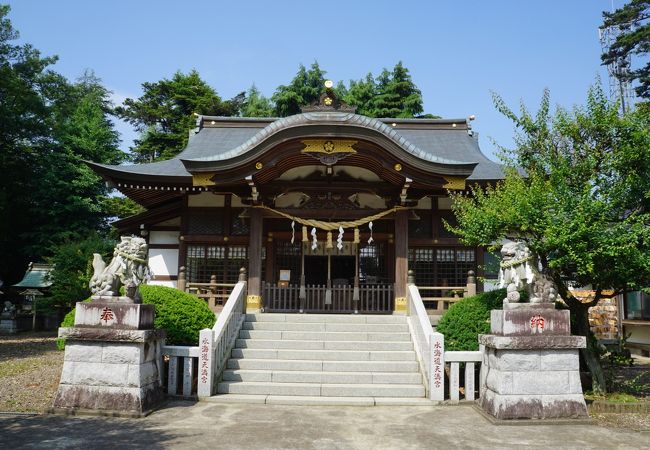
[{"left": 0, "top": 403, "right": 200, "bottom": 449}]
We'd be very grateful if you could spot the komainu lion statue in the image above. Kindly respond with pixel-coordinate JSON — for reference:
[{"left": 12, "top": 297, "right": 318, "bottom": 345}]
[
  {"left": 498, "top": 240, "right": 558, "bottom": 305},
  {"left": 89, "top": 236, "right": 150, "bottom": 301}
]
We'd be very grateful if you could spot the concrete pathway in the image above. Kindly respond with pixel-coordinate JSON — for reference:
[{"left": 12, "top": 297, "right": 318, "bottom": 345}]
[{"left": 0, "top": 401, "right": 647, "bottom": 449}]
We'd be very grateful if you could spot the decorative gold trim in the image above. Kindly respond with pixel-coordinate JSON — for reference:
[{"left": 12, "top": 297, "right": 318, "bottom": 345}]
[
  {"left": 255, "top": 162, "right": 263, "bottom": 170},
  {"left": 394, "top": 296, "right": 407, "bottom": 313},
  {"left": 442, "top": 176, "right": 466, "bottom": 190},
  {"left": 192, "top": 172, "right": 216, "bottom": 187},
  {"left": 394, "top": 163, "right": 402, "bottom": 172},
  {"left": 246, "top": 295, "right": 262, "bottom": 311},
  {"left": 301, "top": 139, "right": 357, "bottom": 155}
]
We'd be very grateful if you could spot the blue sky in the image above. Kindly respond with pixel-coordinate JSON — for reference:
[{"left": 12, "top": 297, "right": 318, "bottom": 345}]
[{"left": 8, "top": 0, "right": 621, "bottom": 160}]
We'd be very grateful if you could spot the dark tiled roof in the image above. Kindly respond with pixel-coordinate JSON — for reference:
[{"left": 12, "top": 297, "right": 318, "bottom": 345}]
[
  {"left": 94, "top": 113, "right": 504, "bottom": 180},
  {"left": 396, "top": 129, "right": 504, "bottom": 180}
]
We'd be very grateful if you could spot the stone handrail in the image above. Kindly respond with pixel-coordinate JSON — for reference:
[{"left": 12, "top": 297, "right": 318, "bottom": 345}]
[
  {"left": 161, "top": 344, "right": 199, "bottom": 397},
  {"left": 444, "top": 350, "right": 482, "bottom": 402},
  {"left": 197, "top": 268, "right": 247, "bottom": 397},
  {"left": 407, "top": 280, "right": 445, "bottom": 401}
]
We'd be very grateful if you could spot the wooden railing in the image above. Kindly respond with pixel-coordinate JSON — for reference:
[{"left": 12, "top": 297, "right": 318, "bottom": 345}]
[
  {"left": 418, "top": 271, "right": 477, "bottom": 315},
  {"left": 177, "top": 267, "right": 235, "bottom": 313},
  {"left": 262, "top": 283, "right": 394, "bottom": 313}
]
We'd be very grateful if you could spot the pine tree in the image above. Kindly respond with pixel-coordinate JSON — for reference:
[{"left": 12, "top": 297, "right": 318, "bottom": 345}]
[
  {"left": 241, "top": 84, "right": 274, "bottom": 117},
  {"left": 369, "top": 62, "right": 425, "bottom": 118},
  {"left": 272, "top": 62, "right": 326, "bottom": 117},
  {"left": 116, "top": 70, "right": 241, "bottom": 162},
  {"left": 601, "top": 0, "right": 650, "bottom": 99}
]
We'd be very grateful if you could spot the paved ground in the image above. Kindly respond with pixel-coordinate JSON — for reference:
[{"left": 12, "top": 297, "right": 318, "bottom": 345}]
[{"left": 0, "top": 401, "right": 648, "bottom": 449}]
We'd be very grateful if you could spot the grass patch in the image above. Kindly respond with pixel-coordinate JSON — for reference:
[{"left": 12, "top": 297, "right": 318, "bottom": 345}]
[
  {"left": 585, "top": 392, "right": 642, "bottom": 403},
  {"left": 0, "top": 357, "right": 50, "bottom": 378}
]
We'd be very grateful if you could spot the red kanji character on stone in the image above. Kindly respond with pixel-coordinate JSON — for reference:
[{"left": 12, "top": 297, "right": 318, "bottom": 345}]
[{"left": 100, "top": 307, "right": 114, "bottom": 324}]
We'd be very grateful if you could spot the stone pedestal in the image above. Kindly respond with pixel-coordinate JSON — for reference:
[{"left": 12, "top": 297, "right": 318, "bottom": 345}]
[
  {"left": 0, "top": 318, "right": 18, "bottom": 334},
  {"left": 52, "top": 301, "right": 165, "bottom": 417},
  {"left": 478, "top": 304, "right": 588, "bottom": 420}
]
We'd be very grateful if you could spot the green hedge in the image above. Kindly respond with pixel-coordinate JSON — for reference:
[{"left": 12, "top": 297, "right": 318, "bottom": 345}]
[
  {"left": 57, "top": 285, "right": 216, "bottom": 349},
  {"left": 437, "top": 288, "right": 528, "bottom": 351}
]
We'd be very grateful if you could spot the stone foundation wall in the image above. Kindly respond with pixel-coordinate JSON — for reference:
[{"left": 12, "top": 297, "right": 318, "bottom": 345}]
[
  {"left": 54, "top": 336, "right": 164, "bottom": 414},
  {"left": 479, "top": 347, "right": 587, "bottom": 419}
]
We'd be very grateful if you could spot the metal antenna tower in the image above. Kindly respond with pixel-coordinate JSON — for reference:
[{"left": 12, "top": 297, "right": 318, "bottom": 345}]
[{"left": 599, "top": 5, "right": 637, "bottom": 114}]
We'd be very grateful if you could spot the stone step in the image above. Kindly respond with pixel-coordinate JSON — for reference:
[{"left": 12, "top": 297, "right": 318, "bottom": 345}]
[
  {"left": 235, "top": 339, "right": 413, "bottom": 351},
  {"left": 202, "top": 394, "right": 436, "bottom": 406},
  {"left": 241, "top": 321, "right": 408, "bottom": 333},
  {"left": 222, "top": 369, "right": 422, "bottom": 384},
  {"left": 226, "top": 358, "right": 420, "bottom": 373},
  {"left": 245, "top": 313, "right": 406, "bottom": 324},
  {"left": 217, "top": 381, "right": 425, "bottom": 398},
  {"left": 230, "top": 348, "right": 416, "bottom": 361},
  {"left": 238, "top": 330, "right": 412, "bottom": 342}
]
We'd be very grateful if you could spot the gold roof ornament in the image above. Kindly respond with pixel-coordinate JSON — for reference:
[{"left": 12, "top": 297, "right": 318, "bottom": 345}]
[
  {"left": 442, "top": 176, "right": 466, "bottom": 190},
  {"left": 302, "top": 139, "right": 357, "bottom": 155},
  {"left": 192, "top": 172, "right": 216, "bottom": 187}
]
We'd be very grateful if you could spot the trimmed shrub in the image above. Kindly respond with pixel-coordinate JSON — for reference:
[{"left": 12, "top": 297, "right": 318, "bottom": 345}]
[
  {"left": 57, "top": 285, "right": 216, "bottom": 349},
  {"left": 437, "top": 288, "right": 527, "bottom": 351},
  {"left": 139, "top": 284, "right": 216, "bottom": 345}
]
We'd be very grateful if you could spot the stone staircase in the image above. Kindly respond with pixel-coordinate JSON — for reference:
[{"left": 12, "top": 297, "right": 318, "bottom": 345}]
[{"left": 211, "top": 313, "right": 429, "bottom": 406}]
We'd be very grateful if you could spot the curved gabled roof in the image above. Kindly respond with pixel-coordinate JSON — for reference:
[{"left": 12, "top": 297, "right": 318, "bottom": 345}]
[
  {"left": 88, "top": 111, "right": 504, "bottom": 182},
  {"left": 186, "top": 112, "right": 470, "bottom": 166}
]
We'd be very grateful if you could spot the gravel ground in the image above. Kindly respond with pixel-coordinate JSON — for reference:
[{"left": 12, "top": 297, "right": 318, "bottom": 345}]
[
  {"left": 0, "top": 332, "right": 63, "bottom": 413},
  {"left": 0, "top": 332, "right": 648, "bottom": 433}
]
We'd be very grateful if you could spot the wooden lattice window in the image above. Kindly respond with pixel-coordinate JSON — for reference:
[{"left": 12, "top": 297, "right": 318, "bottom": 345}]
[
  {"left": 185, "top": 244, "right": 248, "bottom": 284},
  {"left": 408, "top": 247, "right": 476, "bottom": 287},
  {"left": 230, "top": 208, "right": 250, "bottom": 235},
  {"left": 359, "top": 243, "right": 388, "bottom": 284},
  {"left": 274, "top": 242, "right": 301, "bottom": 284},
  {"left": 408, "top": 210, "right": 432, "bottom": 238},
  {"left": 187, "top": 210, "right": 224, "bottom": 235}
]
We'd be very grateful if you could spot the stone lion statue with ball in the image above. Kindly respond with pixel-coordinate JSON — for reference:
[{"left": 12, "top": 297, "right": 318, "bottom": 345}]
[
  {"left": 499, "top": 240, "right": 558, "bottom": 306},
  {"left": 89, "top": 236, "right": 150, "bottom": 302}
]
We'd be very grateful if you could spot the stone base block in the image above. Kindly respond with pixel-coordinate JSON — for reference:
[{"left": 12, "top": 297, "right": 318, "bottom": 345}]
[
  {"left": 0, "top": 318, "right": 18, "bottom": 334},
  {"left": 479, "top": 332, "right": 588, "bottom": 421},
  {"left": 490, "top": 308, "right": 570, "bottom": 336},
  {"left": 75, "top": 302, "right": 155, "bottom": 329},
  {"left": 53, "top": 327, "right": 165, "bottom": 415},
  {"left": 479, "top": 389, "right": 588, "bottom": 420}
]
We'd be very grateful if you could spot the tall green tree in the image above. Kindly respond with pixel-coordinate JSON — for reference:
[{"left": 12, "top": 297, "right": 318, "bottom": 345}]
[
  {"left": 601, "top": 0, "right": 650, "bottom": 99},
  {"left": 0, "top": 5, "right": 61, "bottom": 283},
  {"left": 272, "top": 62, "right": 326, "bottom": 117},
  {"left": 116, "top": 70, "right": 242, "bottom": 162},
  {"left": 342, "top": 73, "right": 377, "bottom": 116},
  {"left": 343, "top": 63, "right": 438, "bottom": 118},
  {"left": 24, "top": 72, "right": 125, "bottom": 256},
  {"left": 370, "top": 63, "right": 425, "bottom": 118},
  {"left": 46, "top": 233, "right": 115, "bottom": 310},
  {"left": 0, "top": 6, "right": 127, "bottom": 285},
  {"left": 240, "top": 84, "right": 274, "bottom": 117},
  {"left": 447, "top": 86, "right": 650, "bottom": 392}
]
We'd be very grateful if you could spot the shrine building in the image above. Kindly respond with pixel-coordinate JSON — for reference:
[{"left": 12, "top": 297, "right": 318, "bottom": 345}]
[{"left": 89, "top": 87, "right": 504, "bottom": 316}]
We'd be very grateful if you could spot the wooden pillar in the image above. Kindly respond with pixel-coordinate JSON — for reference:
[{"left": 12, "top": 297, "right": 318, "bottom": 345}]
[
  {"left": 246, "top": 208, "right": 263, "bottom": 311},
  {"left": 394, "top": 209, "right": 408, "bottom": 314}
]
